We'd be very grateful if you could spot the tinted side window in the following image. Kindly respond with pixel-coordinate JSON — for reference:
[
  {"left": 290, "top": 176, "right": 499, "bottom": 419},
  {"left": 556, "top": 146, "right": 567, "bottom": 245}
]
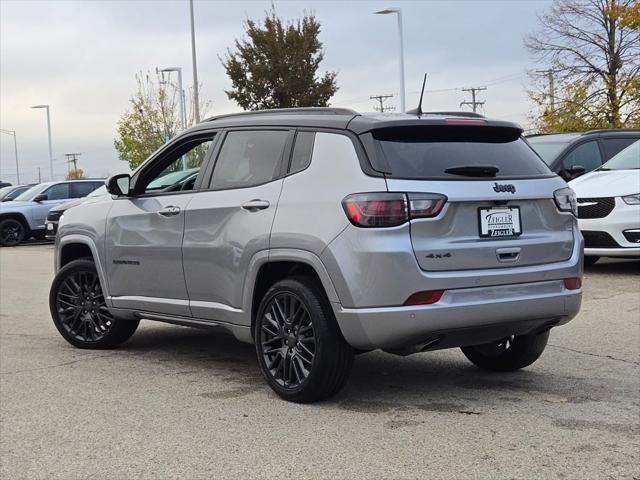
[
  {"left": 289, "top": 131, "right": 315, "bottom": 174},
  {"left": 562, "top": 141, "right": 603, "bottom": 172},
  {"left": 70, "top": 182, "right": 99, "bottom": 198},
  {"left": 44, "top": 183, "right": 70, "bottom": 200},
  {"left": 211, "top": 130, "right": 288, "bottom": 190},
  {"left": 602, "top": 138, "right": 637, "bottom": 160}
]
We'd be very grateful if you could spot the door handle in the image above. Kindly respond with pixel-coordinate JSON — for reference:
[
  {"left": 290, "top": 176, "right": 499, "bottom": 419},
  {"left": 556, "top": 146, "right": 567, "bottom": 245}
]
[
  {"left": 241, "top": 199, "right": 270, "bottom": 212},
  {"left": 158, "top": 206, "right": 181, "bottom": 217}
]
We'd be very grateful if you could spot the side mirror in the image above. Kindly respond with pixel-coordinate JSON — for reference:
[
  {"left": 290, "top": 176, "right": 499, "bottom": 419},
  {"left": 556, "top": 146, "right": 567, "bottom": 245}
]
[
  {"left": 106, "top": 174, "right": 131, "bottom": 196},
  {"left": 33, "top": 194, "right": 47, "bottom": 202}
]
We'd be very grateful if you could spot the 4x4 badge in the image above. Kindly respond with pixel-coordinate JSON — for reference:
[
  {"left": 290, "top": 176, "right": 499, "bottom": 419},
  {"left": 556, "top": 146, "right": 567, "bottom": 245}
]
[{"left": 493, "top": 182, "right": 516, "bottom": 194}]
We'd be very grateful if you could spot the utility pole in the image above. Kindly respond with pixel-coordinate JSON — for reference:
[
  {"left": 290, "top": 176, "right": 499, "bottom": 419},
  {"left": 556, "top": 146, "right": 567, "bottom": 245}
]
[
  {"left": 0, "top": 129, "right": 19, "bottom": 183},
  {"left": 536, "top": 69, "right": 555, "bottom": 111},
  {"left": 64, "top": 153, "right": 81, "bottom": 174},
  {"left": 370, "top": 94, "right": 395, "bottom": 113},
  {"left": 38, "top": 167, "right": 41, "bottom": 183},
  {"left": 460, "top": 87, "right": 487, "bottom": 113},
  {"left": 189, "top": 0, "right": 200, "bottom": 123}
]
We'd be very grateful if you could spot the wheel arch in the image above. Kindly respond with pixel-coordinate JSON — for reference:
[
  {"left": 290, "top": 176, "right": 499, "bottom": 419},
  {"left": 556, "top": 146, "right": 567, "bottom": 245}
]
[
  {"left": 0, "top": 212, "right": 30, "bottom": 232},
  {"left": 57, "top": 235, "right": 111, "bottom": 305},
  {"left": 246, "top": 249, "right": 341, "bottom": 340}
]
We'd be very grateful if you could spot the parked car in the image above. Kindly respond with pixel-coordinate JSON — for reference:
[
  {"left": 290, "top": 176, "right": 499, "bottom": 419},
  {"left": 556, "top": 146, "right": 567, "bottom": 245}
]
[
  {"left": 45, "top": 185, "right": 108, "bottom": 239},
  {"left": 0, "top": 184, "right": 36, "bottom": 202},
  {"left": 0, "top": 181, "right": 11, "bottom": 188},
  {"left": 570, "top": 140, "right": 640, "bottom": 265},
  {"left": 49, "top": 108, "right": 583, "bottom": 403},
  {"left": 0, "top": 179, "right": 104, "bottom": 246},
  {"left": 527, "top": 129, "right": 640, "bottom": 181}
]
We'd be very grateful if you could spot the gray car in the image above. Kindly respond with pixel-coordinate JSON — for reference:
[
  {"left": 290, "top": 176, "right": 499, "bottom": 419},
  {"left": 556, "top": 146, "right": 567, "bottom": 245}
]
[
  {"left": 0, "top": 180, "right": 104, "bottom": 246},
  {"left": 49, "top": 108, "right": 583, "bottom": 402}
]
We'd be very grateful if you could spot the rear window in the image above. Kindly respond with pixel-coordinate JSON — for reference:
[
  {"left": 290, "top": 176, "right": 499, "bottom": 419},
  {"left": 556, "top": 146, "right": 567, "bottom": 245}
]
[{"left": 371, "top": 126, "right": 552, "bottom": 179}]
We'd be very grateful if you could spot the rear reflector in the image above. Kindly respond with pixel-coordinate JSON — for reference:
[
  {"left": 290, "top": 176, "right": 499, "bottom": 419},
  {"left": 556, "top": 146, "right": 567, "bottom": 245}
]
[
  {"left": 563, "top": 277, "right": 582, "bottom": 290},
  {"left": 404, "top": 290, "right": 445, "bottom": 306}
]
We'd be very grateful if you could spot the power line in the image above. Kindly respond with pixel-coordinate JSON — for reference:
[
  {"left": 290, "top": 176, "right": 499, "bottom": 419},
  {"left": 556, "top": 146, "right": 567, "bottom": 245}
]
[
  {"left": 460, "top": 86, "right": 487, "bottom": 113},
  {"left": 369, "top": 94, "right": 395, "bottom": 112}
]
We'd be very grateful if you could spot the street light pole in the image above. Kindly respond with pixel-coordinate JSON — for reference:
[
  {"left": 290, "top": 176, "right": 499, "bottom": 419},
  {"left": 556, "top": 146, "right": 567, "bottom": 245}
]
[
  {"left": 31, "top": 104, "right": 54, "bottom": 180},
  {"left": 374, "top": 7, "right": 406, "bottom": 113},
  {"left": 189, "top": 0, "right": 200, "bottom": 123},
  {"left": 0, "top": 129, "right": 20, "bottom": 183},
  {"left": 158, "top": 67, "right": 187, "bottom": 169}
]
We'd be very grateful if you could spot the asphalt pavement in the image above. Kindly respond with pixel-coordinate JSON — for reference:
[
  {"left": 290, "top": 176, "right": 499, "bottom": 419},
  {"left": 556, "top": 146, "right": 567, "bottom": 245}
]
[{"left": 1, "top": 244, "right": 638, "bottom": 479}]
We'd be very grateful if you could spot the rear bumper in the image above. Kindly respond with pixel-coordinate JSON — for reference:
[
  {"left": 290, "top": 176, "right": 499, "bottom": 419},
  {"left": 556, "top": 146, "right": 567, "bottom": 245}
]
[{"left": 332, "top": 280, "right": 581, "bottom": 351}]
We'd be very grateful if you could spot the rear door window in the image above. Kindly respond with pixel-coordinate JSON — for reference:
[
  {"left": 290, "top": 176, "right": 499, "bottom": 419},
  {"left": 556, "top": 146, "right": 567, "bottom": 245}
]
[
  {"left": 210, "top": 130, "right": 289, "bottom": 190},
  {"left": 70, "top": 182, "right": 99, "bottom": 198},
  {"left": 372, "top": 126, "right": 551, "bottom": 179},
  {"left": 602, "top": 138, "right": 637, "bottom": 160},
  {"left": 562, "top": 141, "right": 603, "bottom": 172}
]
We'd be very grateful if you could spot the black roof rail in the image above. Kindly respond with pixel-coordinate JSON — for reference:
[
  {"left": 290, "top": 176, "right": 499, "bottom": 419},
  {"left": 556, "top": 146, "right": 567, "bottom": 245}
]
[
  {"left": 203, "top": 107, "right": 359, "bottom": 123},
  {"left": 423, "top": 111, "right": 486, "bottom": 118},
  {"left": 582, "top": 128, "right": 640, "bottom": 135}
]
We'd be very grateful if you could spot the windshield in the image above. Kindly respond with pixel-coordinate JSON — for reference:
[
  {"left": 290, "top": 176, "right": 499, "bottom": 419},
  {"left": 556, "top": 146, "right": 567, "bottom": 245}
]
[
  {"left": 0, "top": 186, "right": 13, "bottom": 197},
  {"left": 527, "top": 139, "right": 570, "bottom": 165},
  {"left": 599, "top": 140, "right": 640, "bottom": 171},
  {"left": 87, "top": 185, "right": 107, "bottom": 197},
  {"left": 12, "top": 184, "right": 46, "bottom": 202},
  {"left": 147, "top": 168, "right": 199, "bottom": 190}
]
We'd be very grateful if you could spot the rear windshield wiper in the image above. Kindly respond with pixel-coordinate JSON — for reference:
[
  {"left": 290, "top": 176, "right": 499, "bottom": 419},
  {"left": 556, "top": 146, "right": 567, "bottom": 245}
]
[{"left": 444, "top": 165, "right": 500, "bottom": 177}]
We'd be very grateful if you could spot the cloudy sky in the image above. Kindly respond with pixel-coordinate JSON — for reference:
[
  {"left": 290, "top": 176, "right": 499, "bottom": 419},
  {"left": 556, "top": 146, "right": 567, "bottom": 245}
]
[{"left": 0, "top": 0, "right": 552, "bottom": 184}]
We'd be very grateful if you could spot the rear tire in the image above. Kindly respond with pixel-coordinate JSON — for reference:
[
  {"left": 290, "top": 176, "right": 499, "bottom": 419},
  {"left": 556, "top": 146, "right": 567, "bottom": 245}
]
[
  {"left": 0, "top": 218, "right": 26, "bottom": 246},
  {"left": 584, "top": 256, "right": 600, "bottom": 266},
  {"left": 255, "top": 276, "right": 354, "bottom": 403},
  {"left": 461, "top": 331, "right": 549, "bottom": 372},
  {"left": 49, "top": 259, "right": 139, "bottom": 349}
]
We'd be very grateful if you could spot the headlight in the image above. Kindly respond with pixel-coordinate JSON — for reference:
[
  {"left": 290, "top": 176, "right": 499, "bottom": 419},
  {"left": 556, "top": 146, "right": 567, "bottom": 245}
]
[
  {"left": 554, "top": 187, "right": 577, "bottom": 216},
  {"left": 622, "top": 194, "right": 640, "bottom": 205}
]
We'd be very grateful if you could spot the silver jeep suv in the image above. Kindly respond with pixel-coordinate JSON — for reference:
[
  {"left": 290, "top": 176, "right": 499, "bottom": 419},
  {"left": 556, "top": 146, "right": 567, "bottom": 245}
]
[{"left": 49, "top": 108, "right": 583, "bottom": 402}]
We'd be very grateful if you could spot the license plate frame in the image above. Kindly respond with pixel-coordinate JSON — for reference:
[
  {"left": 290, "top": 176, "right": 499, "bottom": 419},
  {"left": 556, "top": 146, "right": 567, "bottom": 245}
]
[{"left": 478, "top": 206, "right": 522, "bottom": 238}]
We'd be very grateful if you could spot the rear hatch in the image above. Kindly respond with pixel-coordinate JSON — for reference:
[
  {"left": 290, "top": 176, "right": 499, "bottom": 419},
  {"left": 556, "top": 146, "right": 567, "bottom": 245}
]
[{"left": 369, "top": 123, "right": 575, "bottom": 271}]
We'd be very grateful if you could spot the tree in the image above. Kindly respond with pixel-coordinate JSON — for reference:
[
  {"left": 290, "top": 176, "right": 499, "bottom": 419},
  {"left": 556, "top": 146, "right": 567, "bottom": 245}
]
[
  {"left": 114, "top": 72, "right": 209, "bottom": 170},
  {"left": 222, "top": 10, "right": 338, "bottom": 110},
  {"left": 65, "top": 168, "right": 84, "bottom": 180},
  {"left": 526, "top": 0, "right": 640, "bottom": 132}
]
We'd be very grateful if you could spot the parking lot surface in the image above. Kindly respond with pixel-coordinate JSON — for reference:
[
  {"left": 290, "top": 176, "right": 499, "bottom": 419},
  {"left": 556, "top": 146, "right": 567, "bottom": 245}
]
[{"left": 1, "top": 245, "right": 638, "bottom": 479}]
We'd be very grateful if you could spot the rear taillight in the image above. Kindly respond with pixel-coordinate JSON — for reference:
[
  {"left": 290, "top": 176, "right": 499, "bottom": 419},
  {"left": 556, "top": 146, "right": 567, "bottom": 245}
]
[
  {"left": 342, "top": 192, "right": 446, "bottom": 228},
  {"left": 564, "top": 277, "right": 582, "bottom": 290},
  {"left": 404, "top": 290, "right": 445, "bottom": 306}
]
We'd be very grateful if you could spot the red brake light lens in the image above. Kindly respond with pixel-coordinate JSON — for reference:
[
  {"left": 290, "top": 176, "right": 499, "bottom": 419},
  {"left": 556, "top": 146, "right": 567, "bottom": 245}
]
[
  {"left": 445, "top": 118, "right": 487, "bottom": 126},
  {"left": 342, "top": 193, "right": 408, "bottom": 227},
  {"left": 564, "top": 277, "right": 582, "bottom": 290},
  {"left": 404, "top": 290, "right": 445, "bottom": 306},
  {"left": 342, "top": 193, "right": 447, "bottom": 228}
]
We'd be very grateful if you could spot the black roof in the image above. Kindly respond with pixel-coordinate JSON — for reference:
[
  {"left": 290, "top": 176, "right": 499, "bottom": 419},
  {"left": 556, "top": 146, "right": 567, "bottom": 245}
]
[{"left": 193, "top": 107, "right": 522, "bottom": 135}]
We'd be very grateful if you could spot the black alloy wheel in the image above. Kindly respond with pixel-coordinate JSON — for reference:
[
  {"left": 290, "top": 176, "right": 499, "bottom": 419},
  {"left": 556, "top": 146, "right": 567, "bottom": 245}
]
[
  {"left": 50, "top": 259, "right": 139, "bottom": 349},
  {"left": 0, "top": 219, "right": 26, "bottom": 246},
  {"left": 260, "top": 292, "right": 316, "bottom": 388}
]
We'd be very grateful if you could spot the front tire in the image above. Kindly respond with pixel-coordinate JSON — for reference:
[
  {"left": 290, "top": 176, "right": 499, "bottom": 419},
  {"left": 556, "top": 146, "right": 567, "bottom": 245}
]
[
  {"left": 461, "top": 331, "right": 549, "bottom": 372},
  {"left": 255, "top": 277, "right": 354, "bottom": 403},
  {"left": 49, "top": 259, "right": 139, "bottom": 349},
  {"left": 0, "top": 218, "right": 26, "bottom": 246}
]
